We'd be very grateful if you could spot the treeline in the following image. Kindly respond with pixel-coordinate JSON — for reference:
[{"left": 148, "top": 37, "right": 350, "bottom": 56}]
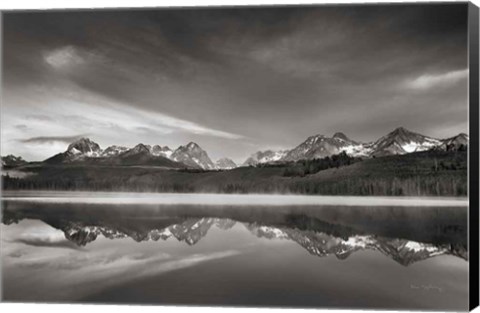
[
  {"left": 281, "top": 152, "right": 361, "bottom": 177},
  {"left": 431, "top": 157, "right": 467, "bottom": 172},
  {"left": 1, "top": 150, "right": 468, "bottom": 197},
  {"left": 2, "top": 170, "right": 467, "bottom": 197},
  {"left": 197, "top": 173, "right": 467, "bottom": 196},
  {"left": 285, "top": 175, "right": 467, "bottom": 196},
  {"left": 2, "top": 175, "right": 197, "bottom": 193}
]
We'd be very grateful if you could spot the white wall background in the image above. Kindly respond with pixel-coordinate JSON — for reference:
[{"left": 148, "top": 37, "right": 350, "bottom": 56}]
[{"left": 0, "top": 1, "right": 479, "bottom": 313}]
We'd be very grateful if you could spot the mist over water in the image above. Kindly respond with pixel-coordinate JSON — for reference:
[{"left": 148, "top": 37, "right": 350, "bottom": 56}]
[{"left": 1, "top": 191, "right": 469, "bottom": 310}]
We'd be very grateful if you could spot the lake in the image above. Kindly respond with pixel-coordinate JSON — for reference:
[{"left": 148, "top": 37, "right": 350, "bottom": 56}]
[{"left": 1, "top": 191, "right": 469, "bottom": 310}]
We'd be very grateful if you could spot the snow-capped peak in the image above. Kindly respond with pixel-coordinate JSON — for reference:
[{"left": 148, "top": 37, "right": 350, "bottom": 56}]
[
  {"left": 282, "top": 132, "right": 364, "bottom": 161},
  {"left": 66, "top": 138, "right": 102, "bottom": 157},
  {"left": 371, "top": 127, "right": 441, "bottom": 157},
  {"left": 171, "top": 142, "right": 215, "bottom": 170}
]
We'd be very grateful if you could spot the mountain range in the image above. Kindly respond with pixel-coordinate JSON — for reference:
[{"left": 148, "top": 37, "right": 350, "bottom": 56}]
[
  {"left": 2, "top": 127, "right": 468, "bottom": 170},
  {"left": 248, "top": 127, "right": 468, "bottom": 165},
  {"left": 42, "top": 138, "right": 222, "bottom": 170}
]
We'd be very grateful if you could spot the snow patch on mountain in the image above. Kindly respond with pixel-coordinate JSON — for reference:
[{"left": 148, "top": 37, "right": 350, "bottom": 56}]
[
  {"left": 101, "top": 145, "right": 128, "bottom": 157},
  {"left": 151, "top": 145, "right": 173, "bottom": 158}
]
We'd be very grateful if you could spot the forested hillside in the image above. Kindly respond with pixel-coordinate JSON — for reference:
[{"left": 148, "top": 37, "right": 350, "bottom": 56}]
[{"left": 2, "top": 150, "right": 467, "bottom": 196}]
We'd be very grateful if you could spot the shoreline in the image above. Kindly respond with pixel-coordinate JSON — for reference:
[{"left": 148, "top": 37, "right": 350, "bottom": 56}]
[{"left": 1, "top": 190, "right": 469, "bottom": 207}]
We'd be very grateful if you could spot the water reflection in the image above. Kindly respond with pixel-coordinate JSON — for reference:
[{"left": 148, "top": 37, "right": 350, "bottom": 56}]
[{"left": 2, "top": 201, "right": 468, "bottom": 267}]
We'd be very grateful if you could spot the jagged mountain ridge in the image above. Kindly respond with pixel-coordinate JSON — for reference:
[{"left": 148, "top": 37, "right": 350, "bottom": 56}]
[
  {"left": 437, "top": 133, "right": 469, "bottom": 151},
  {"left": 104, "top": 143, "right": 184, "bottom": 168},
  {"left": 44, "top": 138, "right": 102, "bottom": 164},
  {"left": 67, "top": 138, "right": 102, "bottom": 157},
  {"left": 243, "top": 127, "right": 468, "bottom": 165},
  {"left": 44, "top": 140, "right": 184, "bottom": 168},
  {"left": 42, "top": 138, "right": 216, "bottom": 170},
  {"left": 5, "top": 127, "right": 469, "bottom": 169},
  {"left": 370, "top": 127, "right": 442, "bottom": 157},
  {"left": 282, "top": 132, "right": 367, "bottom": 161}
]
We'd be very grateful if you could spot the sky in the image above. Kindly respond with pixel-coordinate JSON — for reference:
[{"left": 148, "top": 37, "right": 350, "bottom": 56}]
[{"left": 2, "top": 3, "right": 469, "bottom": 163}]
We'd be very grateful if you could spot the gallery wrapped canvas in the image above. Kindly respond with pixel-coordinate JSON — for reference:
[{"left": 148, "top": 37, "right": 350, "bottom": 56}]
[{"left": 1, "top": 1, "right": 479, "bottom": 311}]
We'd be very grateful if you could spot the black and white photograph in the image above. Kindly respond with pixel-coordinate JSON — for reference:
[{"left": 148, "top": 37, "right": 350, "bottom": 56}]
[{"left": 1, "top": 1, "right": 478, "bottom": 311}]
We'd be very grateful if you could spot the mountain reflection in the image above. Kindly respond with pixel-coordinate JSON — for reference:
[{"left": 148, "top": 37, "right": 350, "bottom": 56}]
[{"left": 2, "top": 201, "right": 468, "bottom": 267}]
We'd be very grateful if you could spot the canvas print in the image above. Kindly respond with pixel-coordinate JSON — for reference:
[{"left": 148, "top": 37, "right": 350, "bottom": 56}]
[{"left": 1, "top": 2, "right": 478, "bottom": 311}]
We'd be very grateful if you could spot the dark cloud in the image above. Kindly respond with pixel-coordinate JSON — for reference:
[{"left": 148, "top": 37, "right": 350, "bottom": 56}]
[
  {"left": 20, "top": 135, "right": 87, "bottom": 145},
  {"left": 2, "top": 3, "right": 469, "bottom": 161},
  {"left": 14, "top": 124, "right": 28, "bottom": 130}
]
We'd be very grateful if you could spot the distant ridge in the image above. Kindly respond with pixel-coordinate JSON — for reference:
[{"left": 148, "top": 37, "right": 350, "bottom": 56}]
[
  {"left": 370, "top": 127, "right": 442, "bottom": 157},
  {"left": 1, "top": 154, "right": 28, "bottom": 167},
  {"left": 242, "top": 150, "right": 288, "bottom": 166},
  {"left": 242, "top": 127, "right": 468, "bottom": 165},
  {"left": 4, "top": 127, "right": 469, "bottom": 169},
  {"left": 42, "top": 138, "right": 216, "bottom": 170},
  {"left": 215, "top": 158, "right": 237, "bottom": 170}
]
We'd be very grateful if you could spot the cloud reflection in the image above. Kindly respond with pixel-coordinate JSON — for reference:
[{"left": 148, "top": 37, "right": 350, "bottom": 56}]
[{"left": 2, "top": 220, "right": 241, "bottom": 301}]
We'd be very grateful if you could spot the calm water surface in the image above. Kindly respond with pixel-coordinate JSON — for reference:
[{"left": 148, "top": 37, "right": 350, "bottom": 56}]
[{"left": 1, "top": 191, "right": 469, "bottom": 310}]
